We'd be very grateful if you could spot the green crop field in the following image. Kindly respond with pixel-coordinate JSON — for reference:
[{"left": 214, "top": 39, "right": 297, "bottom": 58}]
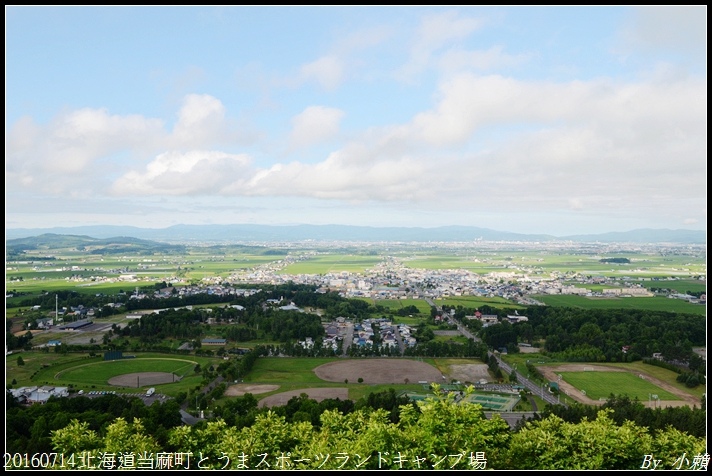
[
  {"left": 636, "top": 279, "right": 707, "bottom": 293},
  {"left": 533, "top": 294, "right": 705, "bottom": 315},
  {"left": 557, "top": 371, "right": 679, "bottom": 401},
  {"left": 401, "top": 255, "right": 504, "bottom": 272},
  {"left": 279, "top": 254, "right": 382, "bottom": 275}
]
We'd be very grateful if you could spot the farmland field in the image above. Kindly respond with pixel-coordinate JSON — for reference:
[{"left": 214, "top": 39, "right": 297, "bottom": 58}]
[
  {"left": 635, "top": 279, "right": 707, "bottom": 294},
  {"left": 401, "top": 254, "right": 504, "bottom": 272},
  {"left": 533, "top": 294, "right": 705, "bottom": 315},
  {"left": 279, "top": 254, "right": 382, "bottom": 275}
]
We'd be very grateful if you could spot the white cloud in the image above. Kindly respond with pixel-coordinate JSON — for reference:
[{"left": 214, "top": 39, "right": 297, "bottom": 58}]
[
  {"left": 334, "top": 25, "right": 392, "bottom": 52},
  {"left": 170, "top": 94, "right": 232, "bottom": 148},
  {"left": 6, "top": 69, "right": 705, "bottom": 232},
  {"left": 299, "top": 55, "right": 345, "bottom": 91},
  {"left": 436, "top": 46, "right": 531, "bottom": 74},
  {"left": 568, "top": 198, "right": 584, "bottom": 211},
  {"left": 106, "top": 71, "right": 704, "bottom": 216},
  {"left": 289, "top": 106, "right": 345, "bottom": 150},
  {"left": 6, "top": 108, "right": 164, "bottom": 195},
  {"left": 621, "top": 6, "right": 707, "bottom": 57},
  {"left": 397, "top": 10, "right": 484, "bottom": 80},
  {"left": 5, "top": 93, "right": 255, "bottom": 198},
  {"left": 238, "top": 152, "right": 427, "bottom": 202},
  {"left": 418, "top": 10, "right": 483, "bottom": 51},
  {"left": 112, "top": 150, "right": 253, "bottom": 196}
]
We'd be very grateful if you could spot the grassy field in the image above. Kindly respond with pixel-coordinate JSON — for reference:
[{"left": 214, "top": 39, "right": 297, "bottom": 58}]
[
  {"left": 533, "top": 294, "right": 705, "bottom": 315},
  {"left": 432, "top": 334, "right": 470, "bottom": 345},
  {"left": 244, "top": 357, "right": 341, "bottom": 386},
  {"left": 500, "top": 354, "right": 705, "bottom": 400},
  {"left": 55, "top": 358, "right": 198, "bottom": 383},
  {"left": 557, "top": 371, "right": 679, "bottom": 401},
  {"left": 7, "top": 352, "right": 223, "bottom": 396}
]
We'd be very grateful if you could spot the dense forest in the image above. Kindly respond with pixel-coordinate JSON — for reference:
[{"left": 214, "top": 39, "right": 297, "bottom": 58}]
[{"left": 453, "top": 305, "right": 705, "bottom": 370}]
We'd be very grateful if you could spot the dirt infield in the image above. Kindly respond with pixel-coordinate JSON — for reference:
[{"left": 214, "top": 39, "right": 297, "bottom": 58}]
[
  {"left": 258, "top": 388, "right": 350, "bottom": 408},
  {"left": 538, "top": 364, "right": 699, "bottom": 409},
  {"left": 314, "top": 359, "right": 443, "bottom": 384},
  {"left": 448, "top": 364, "right": 490, "bottom": 383},
  {"left": 224, "top": 384, "right": 280, "bottom": 397},
  {"left": 107, "top": 372, "right": 179, "bottom": 387}
]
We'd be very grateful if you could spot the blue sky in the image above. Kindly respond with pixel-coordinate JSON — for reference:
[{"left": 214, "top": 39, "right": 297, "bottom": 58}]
[{"left": 5, "top": 6, "right": 707, "bottom": 235}]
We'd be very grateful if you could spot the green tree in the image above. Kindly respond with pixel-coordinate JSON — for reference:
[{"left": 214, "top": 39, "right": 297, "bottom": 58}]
[
  {"left": 499, "top": 409, "right": 706, "bottom": 469},
  {"left": 49, "top": 419, "right": 102, "bottom": 457}
]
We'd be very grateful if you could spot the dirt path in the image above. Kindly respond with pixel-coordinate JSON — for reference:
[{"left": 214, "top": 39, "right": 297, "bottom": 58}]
[{"left": 538, "top": 364, "right": 699, "bottom": 408}]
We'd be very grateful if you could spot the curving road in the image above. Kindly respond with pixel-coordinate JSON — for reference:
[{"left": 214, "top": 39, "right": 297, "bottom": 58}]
[{"left": 431, "top": 298, "right": 565, "bottom": 409}]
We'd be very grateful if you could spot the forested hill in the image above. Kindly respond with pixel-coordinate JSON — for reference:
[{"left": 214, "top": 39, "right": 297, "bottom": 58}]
[{"left": 6, "top": 233, "right": 186, "bottom": 255}]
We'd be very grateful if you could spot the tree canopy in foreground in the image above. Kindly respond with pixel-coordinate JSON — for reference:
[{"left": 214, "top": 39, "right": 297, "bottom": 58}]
[{"left": 48, "top": 386, "right": 707, "bottom": 470}]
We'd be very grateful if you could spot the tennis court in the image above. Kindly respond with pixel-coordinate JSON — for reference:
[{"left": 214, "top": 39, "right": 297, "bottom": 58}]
[{"left": 465, "top": 393, "right": 520, "bottom": 411}]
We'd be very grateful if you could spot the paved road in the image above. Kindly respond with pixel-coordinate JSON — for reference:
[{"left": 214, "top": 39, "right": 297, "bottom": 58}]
[
  {"left": 180, "top": 409, "right": 203, "bottom": 426},
  {"left": 447, "top": 312, "right": 565, "bottom": 408},
  {"left": 181, "top": 375, "right": 226, "bottom": 414},
  {"left": 341, "top": 322, "right": 353, "bottom": 356}
]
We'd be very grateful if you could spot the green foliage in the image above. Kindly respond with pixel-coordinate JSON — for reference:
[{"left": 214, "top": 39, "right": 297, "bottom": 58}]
[
  {"left": 44, "top": 387, "right": 707, "bottom": 470},
  {"left": 49, "top": 419, "right": 103, "bottom": 456},
  {"left": 599, "top": 258, "right": 631, "bottom": 264},
  {"left": 541, "top": 395, "right": 707, "bottom": 438},
  {"left": 501, "top": 409, "right": 705, "bottom": 469}
]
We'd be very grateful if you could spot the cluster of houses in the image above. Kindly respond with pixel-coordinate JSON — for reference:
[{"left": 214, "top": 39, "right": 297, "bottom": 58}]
[
  {"left": 669, "top": 293, "right": 706, "bottom": 304},
  {"left": 464, "top": 311, "right": 529, "bottom": 328},
  {"left": 295, "top": 317, "right": 420, "bottom": 353}
]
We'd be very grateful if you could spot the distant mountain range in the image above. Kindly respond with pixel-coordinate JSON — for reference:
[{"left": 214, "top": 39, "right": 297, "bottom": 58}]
[{"left": 4, "top": 224, "right": 706, "bottom": 244}]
